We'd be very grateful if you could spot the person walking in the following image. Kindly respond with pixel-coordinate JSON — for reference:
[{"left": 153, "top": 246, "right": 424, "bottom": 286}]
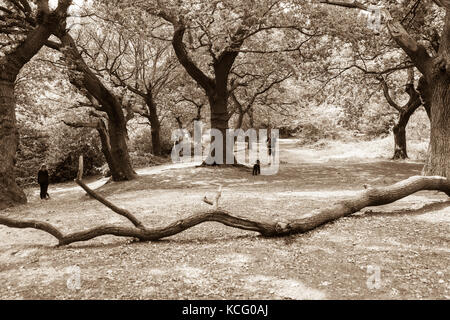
[
  {"left": 38, "top": 164, "right": 50, "bottom": 200},
  {"left": 271, "top": 135, "right": 276, "bottom": 158},
  {"left": 266, "top": 136, "right": 272, "bottom": 156}
]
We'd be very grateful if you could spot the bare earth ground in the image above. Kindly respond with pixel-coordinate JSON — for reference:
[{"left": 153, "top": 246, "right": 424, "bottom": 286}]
[{"left": 0, "top": 139, "right": 449, "bottom": 299}]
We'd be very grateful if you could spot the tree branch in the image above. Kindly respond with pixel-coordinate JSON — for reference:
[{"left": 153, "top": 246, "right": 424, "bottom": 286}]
[
  {"left": 74, "top": 156, "right": 144, "bottom": 228},
  {"left": 171, "top": 23, "right": 215, "bottom": 93},
  {"left": 320, "top": 0, "right": 434, "bottom": 80},
  {"left": 377, "top": 75, "right": 402, "bottom": 112}
]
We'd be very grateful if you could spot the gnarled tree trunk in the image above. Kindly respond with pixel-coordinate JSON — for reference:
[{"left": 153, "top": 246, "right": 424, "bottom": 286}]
[
  {"left": 379, "top": 71, "right": 423, "bottom": 160},
  {"left": 161, "top": 13, "right": 249, "bottom": 166},
  {"left": 392, "top": 121, "right": 408, "bottom": 160},
  {"left": 249, "top": 108, "right": 255, "bottom": 128},
  {"left": 0, "top": 76, "right": 26, "bottom": 209},
  {"left": 424, "top": 9, "right": 450, "bottom": 179},
  {"left": 208, "top": 94, "right": 234, "bottom": 164},
  {"left": 388, "top": 7, "right": 450, "bottom": 178},
  {"left": 57, "top": 32, "right": 136, "bottom": 181},
  {"left": 322, "top": 0, "right": 450, "bottom": 179},
  {"left": 393, "top": 84, "right": 422, "bottom": 160},
  {"left": 0, "top": 1, "right": 72, "bottom": 209},
  {"left": 144, "top": 95, "right": 162, "bottom": 156},
  {"left": 425, "top": 75, "right": 450, "bottom": 178},
  {"left": 107, "top": 117, "right": 135, "bottom": 181},
  {"left": 95, "top": 119, "right": 118, "bottom": 177}
]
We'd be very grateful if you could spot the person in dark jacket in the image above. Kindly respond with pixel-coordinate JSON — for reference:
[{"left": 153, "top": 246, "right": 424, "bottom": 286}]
[
  {"left": 38, "top": 164, "right": 50, "bottom": 200},
  {"left": 266, "top": 136, "right": 272, "bottom": 156}
]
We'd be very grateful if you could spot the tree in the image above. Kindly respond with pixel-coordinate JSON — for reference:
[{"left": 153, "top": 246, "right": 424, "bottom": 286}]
[
  {"left": 0, "top": 0, "right": 72, "bottom": 209},
  {"left": 230, "top": 68, "right": 294, "bottom": 129},
  {"left": 138, "top": 0, "right": 320, "bottom": 164},
  {"left": 49, "top": 27, "right": 136, "bottom": 181},
  {"left": 75, "top": 9, "right": 180, "bottom": 156},
  {"left": 320, "top": 0, "right": 450, "bottom": 178},
  {"left": 301, "top": 8, "right": 403, "bottom": 150},
  {"left": 377, "top": 68, "right": 426, "bottom": 159},
  {"left": 169, "top": 76, "right": 207, "bottom": 131}
]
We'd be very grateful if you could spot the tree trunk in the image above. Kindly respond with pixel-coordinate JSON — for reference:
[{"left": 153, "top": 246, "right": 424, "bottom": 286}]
[
  {"left": 63, "top": 117, "right": 133, "bottom": 180},
  {"left": 392, "top": 121, "right": 408, "bottom": 160},
  {"left": 167, "top": 19, "right": 243, "bottom": 165},
  {"left": 207, "top": 95, "right": 233, "bottom": 165},
  {"left": 424, "top": 10, "right": 450, "bottom": 178},
  {"left": 107, "top": 119, "right": 136, "bottom": 181},
  {"left": 151, "top": 124, "right": 162, "bottom": 156},
  {"left": 145, "top": 96, "right": 162, "bottom": 156},
  {"left": 425, "top": 75, "right": 450, "bottom": 178},
  {"left": 95, "top": 119, "right": 118, "bottom": 176},
  {"left": 0, "top": 2, "right": 72, "bottom": 209},
  {"left": 249, "top": 108, "right": 255, "bottom": 128},
  {"left": 320, "top": 0, "right": 449, "bottom": 177},
  {"left": 392, "top": 85, "right": 422, "bottom": 160},
  {"left": 0, "top": 76, "right": 26, "bottom": 209}
]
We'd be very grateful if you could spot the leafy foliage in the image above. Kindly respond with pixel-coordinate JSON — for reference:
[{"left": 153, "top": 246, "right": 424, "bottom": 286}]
[{"left": 46, "top": 124, "right": 104, "bottom": 183}]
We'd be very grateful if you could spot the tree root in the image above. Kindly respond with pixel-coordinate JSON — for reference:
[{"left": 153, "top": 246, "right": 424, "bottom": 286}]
[{"left": 0, "top": 156, "right": 449, "bottom": 246}]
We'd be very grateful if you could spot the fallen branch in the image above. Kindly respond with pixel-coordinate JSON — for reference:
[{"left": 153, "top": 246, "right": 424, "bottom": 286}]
[
  {"left": 74, "top": 179, "right": 145, "bottom": 228},
  {"left": 0, "top": 157, "right": 449, "bottom": 246},
  {"left": 74, "top": 156, "right": 145, "bottom": 229}
]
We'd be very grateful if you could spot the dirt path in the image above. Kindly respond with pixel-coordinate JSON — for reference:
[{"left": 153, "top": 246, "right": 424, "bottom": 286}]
[{"left": 0, "top": 139, "right": 448, "bottom": 299}]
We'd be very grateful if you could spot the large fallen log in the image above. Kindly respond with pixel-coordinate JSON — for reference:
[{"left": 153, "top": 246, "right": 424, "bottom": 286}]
[{"left": 0, "top": 156, "right": 449, "bottom": 246}]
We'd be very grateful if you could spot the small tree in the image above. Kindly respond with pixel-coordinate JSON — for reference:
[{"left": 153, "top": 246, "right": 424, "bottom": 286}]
[{"left": 377, "top": 69, "right": 428, "bottom": 159}]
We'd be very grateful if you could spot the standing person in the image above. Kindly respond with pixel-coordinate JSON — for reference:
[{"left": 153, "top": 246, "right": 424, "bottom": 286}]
[
  {"left": 271, "top": 135, "right": 277, "bottom": 159},
  {"left": 38, "top": 164, "right": 50, "bottom": 200},
  {"left": 266, "top": 136, "right": 272, "bottom": 156}
]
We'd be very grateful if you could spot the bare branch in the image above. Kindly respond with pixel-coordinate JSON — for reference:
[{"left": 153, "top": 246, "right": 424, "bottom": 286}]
[{"left": 377, "top": 75, "right": 402, "bottom": 112}]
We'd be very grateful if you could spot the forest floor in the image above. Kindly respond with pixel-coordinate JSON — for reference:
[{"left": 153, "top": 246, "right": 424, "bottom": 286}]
[{"left": 0, "top": 139, "right": 449, "bottom": 299}]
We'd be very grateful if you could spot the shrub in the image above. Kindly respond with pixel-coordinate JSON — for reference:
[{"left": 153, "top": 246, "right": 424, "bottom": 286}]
[
  {"left": 15, "top": 123, "right": 104, "bottom": 185},
  {"left": 46, "top": 124, "right": 104, "bottom": 183},
  {"left": 130, "top": 124, "right": 174, "bottom": 156},
  {"left": 15, "top": 124, "right": 49, "bottom": 187}
]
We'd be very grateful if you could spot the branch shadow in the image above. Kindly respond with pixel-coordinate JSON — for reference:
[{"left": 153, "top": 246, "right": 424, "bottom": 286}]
[
  {"left": 352, "top": 200, "right": 450, "bottom": 219},
  {"left": 62, "top": 234, "right": 261, "bottom": 249}
]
